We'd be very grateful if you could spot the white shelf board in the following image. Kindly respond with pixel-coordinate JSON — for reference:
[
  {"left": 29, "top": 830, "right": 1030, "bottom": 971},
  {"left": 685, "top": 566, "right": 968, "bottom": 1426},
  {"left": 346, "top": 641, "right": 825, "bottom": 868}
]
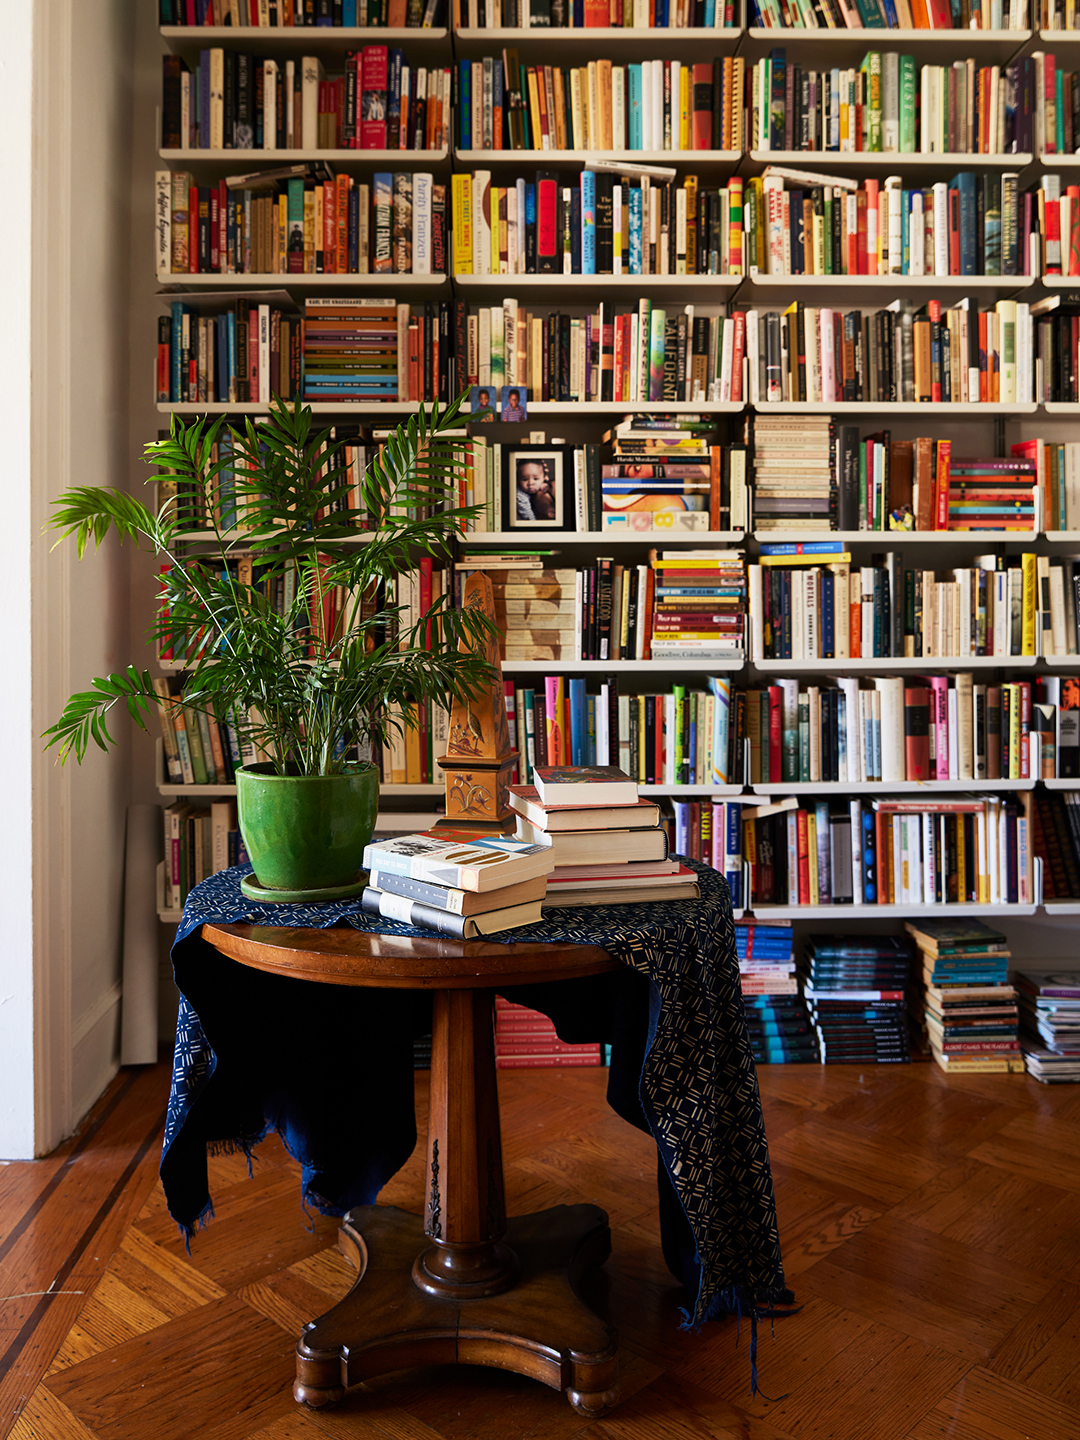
[
  {"left": 1038, "top": 154, "right": 1080, "bottom": 167},
  {"left": 1045, "top": 533, "right": 1080, "bottom": 543},
  {"left": 641, "top": 784, "right": 747, "bottom": 796},
  {"left": 461, "top": 530, "right": 744, "bottom": 545},
  {"left": 159, "top": 782, "right": 237, "bottom": 797},
  {"left": 750, "top": 779, "right": 1036, "bottom": 795},
  {"left": 746, "top": 26, "right": 1030, "bottom": 54},
  {"left": 156, "top": 272, "right": 447, "bottom": 288},
  {"left": 1043, "top": 402, "right": 1080, "bottom": 413},
  {"left": 1038, "top": 654, "right": 1080, "bottom": 667},
  {"left": 1036, "top": 274, "right": 1080, "bottom": 285},
  {"left": 749, "top": 150, "right": 1032, "bottom": 169},
  {"left": 528, "top": 399, "right": 744, "bottom": 413},
  {"left": 159, "top": 908, "right": 185, "bottom": 925},
  {"left": 455, "top": 25, "right": 741, "bottom": 44},
  {"left": 749, "top": 902, "right": 1039, "bottom": 919},
  {"left": 157, "top": 780, "right": 444, "bottom": 797},
  {"left": 1040, "top": 778, "right": 1080, "bottom": 789},
  {"left": 453, "top": 273, "right": 744, "bottom": 296},
  {"left": 751, "top": 529, "right": 1033, "bottom": 544},
  {"left": 455, "top": 149, "right": 740, "bottom": 166},
  {"left": 1041, "top": 900, "right": 1080, "bottom": 914},
  {"left": 159, "top": 148, "right": 449, "bottom": 163},
  {"left": 162, "top": 25, "right": 449, "bottom": 42},
  {"left": 160, "top": 401, "right": 421, "bottom": 414},
  {"left": 1038, "top": 27, "right": 1080, "bottom": 39},
  {"left": 752, "top": 655, "right": 1037, "bottom": 672},
  {"left": 504, "top": 657, "right": 744, "bottom": 672},
  {"left": 754, "top": 401, "right": 1037, "bottom": 415},
  {"left": 745, "top": 273, "right": 1030, "bottom": 293}
]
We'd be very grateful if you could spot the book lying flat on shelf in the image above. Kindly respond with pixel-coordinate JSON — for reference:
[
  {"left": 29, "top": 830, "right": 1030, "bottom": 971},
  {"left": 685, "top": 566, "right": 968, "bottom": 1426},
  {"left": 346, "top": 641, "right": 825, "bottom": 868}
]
[
  {"left": 507, "top": 785, "right": 662, "bottom": 832},
  {"left": 361, "top": 830, "right": 555, "bottom": 892},
  {"left": 531, "top": 764, "right": 638, "bottom": 806}
]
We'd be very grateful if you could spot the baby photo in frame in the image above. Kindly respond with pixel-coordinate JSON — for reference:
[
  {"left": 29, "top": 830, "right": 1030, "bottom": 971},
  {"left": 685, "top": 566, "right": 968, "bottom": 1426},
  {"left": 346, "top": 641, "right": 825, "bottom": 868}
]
[{"left": 506, "top": 447, "right": 568, "bottom": 530}]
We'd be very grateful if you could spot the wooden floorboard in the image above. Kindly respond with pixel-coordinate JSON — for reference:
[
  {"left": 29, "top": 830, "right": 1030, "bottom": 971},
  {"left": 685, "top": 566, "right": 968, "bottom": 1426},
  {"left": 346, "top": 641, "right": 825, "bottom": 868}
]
[{"left": 3, "top": 1059, "right": 1079, "bottom": 1440}]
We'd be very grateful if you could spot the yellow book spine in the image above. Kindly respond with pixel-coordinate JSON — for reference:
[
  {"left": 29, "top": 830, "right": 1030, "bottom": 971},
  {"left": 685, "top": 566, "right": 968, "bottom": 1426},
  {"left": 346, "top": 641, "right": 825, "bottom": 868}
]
[
  {"left": 1021, "top": 551, "right": 1037, "bottom": 655},
  {"left": 451, "top": 174, "right": 473, "bottom": 273},
  {"left": 679, "top": 68, "right": 691, "bottom": 151},
  {"left": 806, "top": 811, "right": 819, "bottom": 904},
  {"left": 1009, "top": 683, "right": 1022, "bottom": 780}
]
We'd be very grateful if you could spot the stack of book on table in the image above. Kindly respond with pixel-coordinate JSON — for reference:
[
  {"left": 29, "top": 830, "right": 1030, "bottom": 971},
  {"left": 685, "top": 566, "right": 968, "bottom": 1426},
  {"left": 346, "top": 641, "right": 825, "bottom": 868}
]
[
  {"left": 905, "top": 919, "right": 1023, "bottom": 1075},
  {"left": 737, "top": 921, "right": 819, "bottom": 1066},
  {"left": 802, "top": 935, "right": 914, "bottom": 1065},
  {"left": 494, "top": 1000, "right": 604, "bottom": 1072},
  {"left": 509, "top": 765, "right": 700, "bottom": 907},
  {"left": 1013, "top": 969, "right": 1080, "bottom": 1084},
  {"left": 359, "top": 829, "right": 556, "bottom": 940}
]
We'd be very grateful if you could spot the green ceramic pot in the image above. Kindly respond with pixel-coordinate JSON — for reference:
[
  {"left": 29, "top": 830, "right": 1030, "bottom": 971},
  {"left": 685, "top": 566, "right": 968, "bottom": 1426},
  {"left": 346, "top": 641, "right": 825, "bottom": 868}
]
[{"left": 236, "top": 761, "right": 379, "bottom": 900}]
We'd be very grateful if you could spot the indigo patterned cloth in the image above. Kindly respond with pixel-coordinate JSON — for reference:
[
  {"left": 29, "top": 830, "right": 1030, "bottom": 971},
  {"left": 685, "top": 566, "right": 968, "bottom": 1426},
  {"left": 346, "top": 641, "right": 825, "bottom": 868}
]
[{"left": 161, "top": 859, "right": 786, "bottom": 1332}]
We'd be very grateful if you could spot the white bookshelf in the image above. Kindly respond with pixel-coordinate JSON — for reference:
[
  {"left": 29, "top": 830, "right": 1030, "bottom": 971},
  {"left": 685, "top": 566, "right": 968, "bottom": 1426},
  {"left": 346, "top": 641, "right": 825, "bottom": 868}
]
[
  {"left": 156, "top": 273, "right": 448, "bottom": 289},
  {"left": 455, "top": 150, "right": 741, "bottom": 167},
  {"left": 454, "top": 274, "right": 745, "bottom": 298},
  {"left": 751, "top": 529, "right": 1034, "bottom": 545},
  {"left": 750, "top": 903, "right": 1040, "bottom": 920},
  {"left": 755, "top": 401, "right": 1039, "bottom": 416},
  {"left": 752, "top": 655, "right": 1038, "bottom": 673},
  {"left": 159, "top": 148, "right": 450, "bottom": 163},
  {"left": 504, "top": 657, "right": 744, "bottom": 673},
  {"left": 749, "top": 150, "right": 1034, "bottom": 170},
  {"left": 750, "top": 779, "right": 1036, "bottom": 795}
]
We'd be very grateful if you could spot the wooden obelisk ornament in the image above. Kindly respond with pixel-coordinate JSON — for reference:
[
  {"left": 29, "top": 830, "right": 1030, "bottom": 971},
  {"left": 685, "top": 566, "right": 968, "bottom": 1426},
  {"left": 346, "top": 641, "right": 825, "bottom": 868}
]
[{"left": 437, "top": 570, "right": 518, "bottom": 831}]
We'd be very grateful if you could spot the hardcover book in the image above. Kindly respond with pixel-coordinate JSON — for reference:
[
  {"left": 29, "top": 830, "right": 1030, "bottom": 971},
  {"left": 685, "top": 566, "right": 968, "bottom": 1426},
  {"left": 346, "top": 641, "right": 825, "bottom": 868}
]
[
  {"left": 531, "top": 764, "right": 638, "bottom": 805},
  {"left": 361, "top": 831, "right": 555, "bottom": 893}
]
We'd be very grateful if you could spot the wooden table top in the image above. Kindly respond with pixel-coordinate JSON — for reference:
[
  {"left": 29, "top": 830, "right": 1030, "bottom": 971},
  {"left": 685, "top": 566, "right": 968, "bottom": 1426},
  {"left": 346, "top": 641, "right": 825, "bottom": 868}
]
[{"left": 201, "top": 922, "right": 621, "bottom": 990}]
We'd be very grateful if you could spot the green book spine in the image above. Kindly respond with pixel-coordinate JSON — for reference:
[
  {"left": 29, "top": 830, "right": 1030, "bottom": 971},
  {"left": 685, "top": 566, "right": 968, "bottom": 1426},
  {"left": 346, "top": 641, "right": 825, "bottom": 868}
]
[
  {"left": 183, "top": 705, "right": 209, "bottom": 785},
  {"left": 797, "top": 693, "right": 810, "bottom": 782},
  {"left": 898, "top": 57, "right": 917, "bottom": 155}
]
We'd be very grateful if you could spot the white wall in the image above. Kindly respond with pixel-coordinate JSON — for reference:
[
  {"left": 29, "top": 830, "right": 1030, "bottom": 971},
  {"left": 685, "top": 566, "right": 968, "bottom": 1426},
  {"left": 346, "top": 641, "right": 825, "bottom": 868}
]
[{"left": 0, "top": 0, "right": 136, "bottom": 1159}]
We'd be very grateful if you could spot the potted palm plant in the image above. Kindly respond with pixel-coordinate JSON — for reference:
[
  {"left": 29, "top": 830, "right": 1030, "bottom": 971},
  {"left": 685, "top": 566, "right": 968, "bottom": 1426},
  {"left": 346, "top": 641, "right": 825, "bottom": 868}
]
[{"left": 45, "top": 394, "right": 496, "bottom": 902}]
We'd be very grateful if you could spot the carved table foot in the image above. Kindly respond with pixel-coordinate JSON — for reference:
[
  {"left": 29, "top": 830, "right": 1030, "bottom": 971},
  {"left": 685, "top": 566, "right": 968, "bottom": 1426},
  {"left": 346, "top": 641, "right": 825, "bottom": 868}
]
[{"left": 293, "top": 1202, "right": 619, "bottom": 1414}]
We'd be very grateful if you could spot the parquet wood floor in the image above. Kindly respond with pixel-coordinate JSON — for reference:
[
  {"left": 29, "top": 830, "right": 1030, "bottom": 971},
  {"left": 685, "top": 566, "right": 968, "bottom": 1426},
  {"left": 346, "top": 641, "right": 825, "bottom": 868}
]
[{"left": 4, "top": 1058, "right": 1080, "bottom": 1440}]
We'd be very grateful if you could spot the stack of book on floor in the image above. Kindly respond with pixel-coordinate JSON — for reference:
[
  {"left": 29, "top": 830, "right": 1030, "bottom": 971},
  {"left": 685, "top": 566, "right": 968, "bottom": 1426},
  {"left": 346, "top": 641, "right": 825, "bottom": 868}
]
[
  {"left": 737, "top": 921, "right": 819, "bottom": 1066},
  {"left": 493, "top": 999, "right": 604, "bottom": 1071},
  {"left": 802, "top": 935, "right": 914, "bottom": 1064},
  {"left": 1013, "top": 969, "right": 1080, "bottom": 1083},
  {"left": 509, "top": 765, "right": 700, "bottom": 907},
  {"left": 359, "top": 829, "right": 556, "bottom": 939},
  {"left": 905, "top": 919, "right": 1023, "bottom": 1075}
]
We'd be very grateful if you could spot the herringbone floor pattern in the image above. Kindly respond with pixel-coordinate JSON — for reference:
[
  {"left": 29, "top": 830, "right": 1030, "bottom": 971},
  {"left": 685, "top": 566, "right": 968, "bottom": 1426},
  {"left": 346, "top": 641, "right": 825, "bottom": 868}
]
[{"left": 3, "top": 1058, "right": 1080, "bottom": 1440}]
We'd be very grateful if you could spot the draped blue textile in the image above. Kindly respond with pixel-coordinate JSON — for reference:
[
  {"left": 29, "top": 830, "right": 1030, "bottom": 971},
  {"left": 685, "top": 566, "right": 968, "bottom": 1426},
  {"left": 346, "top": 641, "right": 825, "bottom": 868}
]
[{"left": 161, "top": 859, "right": 786, "bottom": 1332}]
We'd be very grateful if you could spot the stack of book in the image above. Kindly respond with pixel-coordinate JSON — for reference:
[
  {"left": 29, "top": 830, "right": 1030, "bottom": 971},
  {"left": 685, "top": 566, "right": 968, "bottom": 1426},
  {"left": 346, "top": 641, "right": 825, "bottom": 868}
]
[
  {"left": 603, "top": 414, "right": 719, "bottom": 534},
  {"left": 494, "top": 999, "right": 603, "bottom": 1071},
  {"left": 738, "top": 921, "right": 820, "bottom": 1065},
  {"left": 360, "top": 829, "right": 556, "bottom": 939},
  {"left": 649, "top": 548, "right": 747, "bottom": 662},
  {"left": 802, "top": 935, "right": 915, "bottom": 1064},
  {"left": 752, "top": 415, "right": 834, "bottom": 532},
  {"left": 302, "top": 297, "right": 400, "bottom": 403},
  {"left": 509, "top": 766, "right": 701, "bottom": 907},
  {"left": 1013, "top": 969, "right": 1080, "bottom": 1082},
  {"left": 487, "top": 561, "right": 576, "bottom": 664},
  {"left": 905, "top": 919, "right": 1023, "bottom": 1074}
]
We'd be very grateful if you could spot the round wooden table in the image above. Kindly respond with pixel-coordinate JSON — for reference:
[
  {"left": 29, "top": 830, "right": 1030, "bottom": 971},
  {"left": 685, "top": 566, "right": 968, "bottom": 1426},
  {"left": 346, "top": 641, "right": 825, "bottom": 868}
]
[{"left": 202, "top": 921, "right": 625, "bottom": 1417}]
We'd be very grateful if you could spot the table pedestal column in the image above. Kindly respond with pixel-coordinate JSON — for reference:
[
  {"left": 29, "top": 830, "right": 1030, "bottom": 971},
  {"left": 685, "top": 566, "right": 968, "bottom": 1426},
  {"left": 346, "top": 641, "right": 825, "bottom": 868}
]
[{"left": 293, "top": 986, "right": 620, "bottom": 1416}]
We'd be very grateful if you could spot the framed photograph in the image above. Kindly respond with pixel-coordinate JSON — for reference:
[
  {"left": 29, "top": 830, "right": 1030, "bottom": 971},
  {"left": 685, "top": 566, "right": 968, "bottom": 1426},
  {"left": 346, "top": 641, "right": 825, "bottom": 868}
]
[
  {"left": 469, "top": 385, "right": 497, "bottom": 422},
  {"left": 499, "top": 385, "right": 528, "bottom": 422},
  {"left": 505, "top": 447, "right": 569, "bottom": 530}
]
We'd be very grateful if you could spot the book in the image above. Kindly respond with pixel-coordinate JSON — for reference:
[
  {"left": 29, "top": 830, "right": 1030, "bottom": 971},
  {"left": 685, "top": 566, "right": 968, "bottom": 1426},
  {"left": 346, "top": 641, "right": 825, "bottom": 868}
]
[
  {"left": 361, "top": 831, "right": 555, "bottom": 893},
  {"left": 368, "top": 869, "right": 548, "bottom": 915},
  {"left": 507, "top": 785, "right": 661, "bottom": 831},
  {"left": 542, "top": 878, "right": 702, "bottom": 906},
  {"left": 514, "top": 820, "right": 668, "bottom": 864},
  {"left": 531, "top": 764, "right": 637, "bottom": 806},
  {"left": 360, "top": 889, "right": 543, "bottom": 938}
]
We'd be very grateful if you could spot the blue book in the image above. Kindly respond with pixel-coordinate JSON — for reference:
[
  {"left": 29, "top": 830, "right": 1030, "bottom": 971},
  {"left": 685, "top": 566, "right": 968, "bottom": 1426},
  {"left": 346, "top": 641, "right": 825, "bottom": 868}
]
[
  {"left": 759, "top": 542, "right": 846, "bottom": 555},
  {"left": 226, "top": 311, "right": 236, "bottom": 397},
  {"left": 459, "top": 60, "right": 471, "bottom": 150},
  {"left": 525, "top": 183, "right": 536, "bottom": 270},
  {"left": 881, "top": 0, "right": 899, "bottom": 23},
  {"left": 570, "top": 187, "right": 582, "bottom": 273},
  {"left": 569, "top": 678, "right": 587, "bottom": 764},
  {"left": 725, "top": 803, "right": 743, "bottom": 908},
  {"left": 901, "top": 190, "right": 910, "bottom": 274},
  {"left": 170, "top": 301, "right": 186, "bottom": 402},
  {"left": 348, "top": 184, "right": 360, "bottom": 271},
  {"left": 628, "top": 66, "right": 643, "bottom": 151},
  {"left": 492, "top": 57, "right": 504, "bottom": 149},
  {"left": 580, "top": 171, "right": 596, "bottom": 276},
  {"left": 820, "top": 570, "right": 835, "bottom": 657},
  {"left": 672, "top": 800, "right": 690, "bottom": 856},
  {"left": 703, "top": 0, "right": 716, "bottom": 22},
  {"left": 343, "top": 0, "right": 357, "bottom": 20},
  {"left": 952, "top": 172, "right": 977, "bottom": 277},
  {"left": 388, "top": 51, "right": 404, "bottom": 146},
  {"left": 629, "top": 185, "right": 643, "bottom": 274},
  {"left": 709, "top": 676, "right": 731, "bottom": 785}
]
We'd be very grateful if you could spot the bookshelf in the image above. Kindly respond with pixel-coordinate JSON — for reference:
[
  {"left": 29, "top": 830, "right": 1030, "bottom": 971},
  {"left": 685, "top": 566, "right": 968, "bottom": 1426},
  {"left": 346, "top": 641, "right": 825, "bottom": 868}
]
[{"left": 151, "top": 9, "right": 1080, "bottom": 969}]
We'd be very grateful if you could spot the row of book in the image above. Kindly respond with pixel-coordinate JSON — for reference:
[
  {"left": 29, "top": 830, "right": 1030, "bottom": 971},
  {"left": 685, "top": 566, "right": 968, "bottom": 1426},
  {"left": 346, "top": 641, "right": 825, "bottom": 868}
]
[
  {"left": 748, "top": 552, "right": 1040, "bottom": 660},
  {"left": 1032, "top": 788, "right": 1080, "bottom": 898},
  {"left": 749, "top": 170, "right": 1035, "bottom": 280},
  {"left": 451, "top": 169, "right": 750, "bottom": 276},
  {"left": 494, "top": 999, "right": 604, "bottom": 1068},
  {"left": 159, "top": 167, "right": 446, "bottom": 276},
  {"left": 452, "top": 0, "right": 738, "bottom": 25},
  {"left": 162, "top": 799, "right": 248, "bottom": 911},
  {"left": 750, "top": 52, "right": 1034, "bottom": 156},
  {"left": 162, "top": 48, "right": 451, "bottom": 152},
  {"left": 746, "top": 299, "right": 1033, "bottom": 406},
  {"left": 748, "top": 0, "right": 1031, "bottom": 29},
  {"left": 458, "top": 54, "right": 744, "bottom": 152},
  {"left": 735, "top": 922, "right": 821, "bottom": 1064},
  {"left": 158, "top": 0, "right": 446, "bottom": 26},
  {"left": 802, "top": 933, "right": 913, "bottom": 1062},
  {"left": 905, "top": 919, "right": 1022, "bottom": 1073},
  {"left": 741, "top": 675, "right": 1045, "bottom": 786},
  {"left": 744, "top": 792, "right": 1036, "bottom": 907}
]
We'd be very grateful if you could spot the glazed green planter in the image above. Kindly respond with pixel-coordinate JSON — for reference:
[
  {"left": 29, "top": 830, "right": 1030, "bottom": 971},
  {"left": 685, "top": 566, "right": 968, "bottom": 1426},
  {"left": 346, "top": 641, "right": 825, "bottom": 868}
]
[{"left": 236, "top": 761, "right": 380, "bottom": 902}]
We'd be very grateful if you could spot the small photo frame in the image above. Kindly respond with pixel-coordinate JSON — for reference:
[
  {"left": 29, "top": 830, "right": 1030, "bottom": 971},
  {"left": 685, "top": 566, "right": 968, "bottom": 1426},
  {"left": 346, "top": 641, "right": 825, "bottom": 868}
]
[
  {"left": 499, "top": 385, "right": 528, "bottom": 422},
  {"left": 469, "top": 385, "right": 497, "bottom": 422},
  {"left": 507, "top": 448, "right": 566, "bottom": 529}
]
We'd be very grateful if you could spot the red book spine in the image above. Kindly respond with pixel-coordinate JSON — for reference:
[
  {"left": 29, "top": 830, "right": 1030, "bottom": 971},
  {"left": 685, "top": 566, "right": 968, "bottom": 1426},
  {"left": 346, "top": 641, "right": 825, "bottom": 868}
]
[
  {"left": 875, "top": 807, "right": 888, "bottom": 904},
  {"left": 767, "top": 685, "right": 782, "bottom": 780},
  {"left": 904, "top": 686, "right": 931, "bottom": 782},
  {"left": 248, "top": 306, "right": 259, "bottom": 404},
  {"left": 323, "top": 180, "right": 336, "bottom": 274},
  {"left": 360, "top": 46, "right": 388, "bottom": 149},
  {"left": 692, "top": 64, "right": 713, "bottom": 152},
  {"left": 537, "top": 176, "right": 558, "bottom": 273},
  {"left": 731, "top": 310, "right": 746, "bottom": 403},
  {"left": 496, "top": 1054, "right": 602, "bottom": 1068},
  {"left": 948, "top": 187, "right": 960, "bottom": 275},
  {"left": 796, "top": 809, "right": 810, "bottom": 905},
  {"left": 935, "top": 438, "right": 951, "bottom": 532},
  {"left": 188, "top": 182, "right": 199, "bottom": 272},
  {"left": 1019, "top": 680, "right": 1031, "bottom": 780}
]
